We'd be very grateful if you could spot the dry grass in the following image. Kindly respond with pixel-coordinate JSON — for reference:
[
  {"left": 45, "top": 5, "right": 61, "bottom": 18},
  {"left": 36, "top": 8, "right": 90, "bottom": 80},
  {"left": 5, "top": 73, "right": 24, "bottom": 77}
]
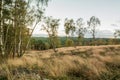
[{"left": 0, "top": 45, "right": 120, "bottom": 80}]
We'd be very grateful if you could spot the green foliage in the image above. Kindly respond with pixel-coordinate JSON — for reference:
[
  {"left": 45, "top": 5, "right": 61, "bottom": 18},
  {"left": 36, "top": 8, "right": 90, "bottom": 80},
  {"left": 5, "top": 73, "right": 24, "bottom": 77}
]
[
  {"left": 30, "top": 38, "right": 51, "bottom": 50},
  {"left": 30, "top": 37, "right": 120, "bottom": 50},
  {"left": 65, "top": 39, "right": 74, "bottom": 47},
  {"left": 108, "top": 39, "right": 114, "bottom": 45},
  {"left": 44, "top": 42, "right": 50, "bottom": 50},
  {"left": 64, "top": 18, "right": 76, "bottom": 37},
  {"left": 97, "top": 39, "right": 107, "bottom": 45},
  {"left": 52, "top": 37, "right": 61, "bottom": 48},
  {"left": 42, "top": 16, "right": 60, "bottom": 52},
  {"left": 0, "top": 0, "right": 50, "bottom": 58},
  {"left": 76, "top": 18, "right": 87, "bottom": 46},
  {"left": 114, "top": 30, "right": 120, "bottom": 38},
  {"left": 87, "top": 16, "right": 101, "bottom": 45}
]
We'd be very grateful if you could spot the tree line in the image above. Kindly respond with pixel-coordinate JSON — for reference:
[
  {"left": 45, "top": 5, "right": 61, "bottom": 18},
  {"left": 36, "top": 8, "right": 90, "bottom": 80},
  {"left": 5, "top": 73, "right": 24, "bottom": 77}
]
[
  {"left": 30, "top": 37, "right": 120, "bottom": 51},
  {"left": 31, "top": 16, "right": 120, "bottom": 52}
]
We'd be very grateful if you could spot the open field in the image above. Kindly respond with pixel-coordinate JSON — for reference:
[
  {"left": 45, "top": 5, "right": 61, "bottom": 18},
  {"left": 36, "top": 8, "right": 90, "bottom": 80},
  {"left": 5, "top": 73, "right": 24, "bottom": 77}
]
[{"left": 0, "top": 45, "right": 120, "bottom": 80}]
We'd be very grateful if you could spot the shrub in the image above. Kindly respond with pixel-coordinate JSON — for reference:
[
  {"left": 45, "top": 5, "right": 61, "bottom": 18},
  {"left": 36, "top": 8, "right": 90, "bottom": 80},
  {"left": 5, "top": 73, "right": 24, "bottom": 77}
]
[
  {"left": 65, "top": 39, "right": 74, "bottom": 47},
  {"left": 44, "top": 42, "right": 50, "bottom": 50}
]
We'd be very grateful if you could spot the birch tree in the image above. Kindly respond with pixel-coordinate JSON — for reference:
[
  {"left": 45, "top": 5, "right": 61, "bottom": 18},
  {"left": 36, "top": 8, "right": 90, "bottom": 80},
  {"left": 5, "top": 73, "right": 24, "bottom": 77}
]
[
  {"left": 76, "top": 18, "right": 87, "bottom": 45},
  {"left": 0, "top": 0, "right": 4, "bottom": 56},
  {"left": 42, "top": 16, "right": 60, "bottom": 52},
  {"left": 87, "top": 16, "right": 101, "bottom": 45},
  {"left": 64, "top": 18, "right": 76, "bottom": 38},
  {"left": 25, "top": 0, "right": 50, "bottom": 50},
  {"left": 0, "top": 0, "right": 50, "bottom": 58}
]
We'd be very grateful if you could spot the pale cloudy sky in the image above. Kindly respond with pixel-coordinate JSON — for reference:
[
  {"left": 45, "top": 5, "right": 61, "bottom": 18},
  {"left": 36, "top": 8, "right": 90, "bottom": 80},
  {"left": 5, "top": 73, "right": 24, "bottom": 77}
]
[{"left": 33, "top": 0, "right": 120, "bottom": 38}]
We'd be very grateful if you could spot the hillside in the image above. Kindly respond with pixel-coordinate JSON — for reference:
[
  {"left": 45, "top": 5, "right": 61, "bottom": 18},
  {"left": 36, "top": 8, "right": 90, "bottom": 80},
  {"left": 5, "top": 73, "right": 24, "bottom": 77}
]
[{"left": 0, "top": 45, "right": 120, "bottom": 80}]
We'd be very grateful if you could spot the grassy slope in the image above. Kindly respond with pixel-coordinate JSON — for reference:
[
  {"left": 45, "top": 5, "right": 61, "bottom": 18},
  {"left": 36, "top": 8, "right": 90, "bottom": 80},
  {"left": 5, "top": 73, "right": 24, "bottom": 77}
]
[{"left": 0, "top": 45, "right": 120, "bottom": 80}]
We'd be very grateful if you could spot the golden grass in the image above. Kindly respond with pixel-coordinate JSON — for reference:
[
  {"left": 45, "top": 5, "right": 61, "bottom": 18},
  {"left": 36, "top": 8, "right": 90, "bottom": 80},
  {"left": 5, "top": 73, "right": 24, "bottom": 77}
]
[{"left": 0, "top": 45, "right": 120, "bottom": 79}]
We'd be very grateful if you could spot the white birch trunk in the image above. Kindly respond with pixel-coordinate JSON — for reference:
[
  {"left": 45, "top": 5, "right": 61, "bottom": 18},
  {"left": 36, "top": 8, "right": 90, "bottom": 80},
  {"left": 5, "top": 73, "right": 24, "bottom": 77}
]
[{"left": 0, "top": 0, "right": 5, "bottom": 55}]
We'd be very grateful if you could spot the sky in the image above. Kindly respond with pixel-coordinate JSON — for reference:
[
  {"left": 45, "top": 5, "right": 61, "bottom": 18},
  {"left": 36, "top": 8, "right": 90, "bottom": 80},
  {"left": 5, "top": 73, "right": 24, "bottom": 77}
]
[{"left": 33, "top": 0, "right": 120, "bottom": 38}]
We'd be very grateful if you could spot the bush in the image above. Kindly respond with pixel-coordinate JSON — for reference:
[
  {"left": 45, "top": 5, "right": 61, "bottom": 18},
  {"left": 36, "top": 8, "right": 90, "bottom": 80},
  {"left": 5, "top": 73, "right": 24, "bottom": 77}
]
[
  {"left": 44, "top": 42, "right": 50, "bottom": 50},
  {"left": 65, "top": 39, "right": 74, "bottom": 47},
  {"left": 51, "top": 37, "right": 61, "bottom": 48}
]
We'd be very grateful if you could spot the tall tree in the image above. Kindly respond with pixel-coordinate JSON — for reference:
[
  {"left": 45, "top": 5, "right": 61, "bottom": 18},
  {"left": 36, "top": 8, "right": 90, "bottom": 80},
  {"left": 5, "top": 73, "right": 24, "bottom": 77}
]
[
  {"left": 0, "top": 0, "right": 13, "bottom": 56},
  {"left": 25, "top": 0, "right": 50, "bottom": 50},
  {"left": 87, "top": 16, "right": 101, "bottom": 45},
  {"left": 76, "top": 18, "right": 87, "bottom": 45},
  {"left": 64, "top": 18, "right": 76, "bottom": 38},
  {"left": 41, "top": 16, "right": 60, "bottom": 52},
  {"left": 0, "top": 0, "right": 4, "bottom": 56},
  {"left": 114, "top": 30, "right": 120, "bottom": 38}
]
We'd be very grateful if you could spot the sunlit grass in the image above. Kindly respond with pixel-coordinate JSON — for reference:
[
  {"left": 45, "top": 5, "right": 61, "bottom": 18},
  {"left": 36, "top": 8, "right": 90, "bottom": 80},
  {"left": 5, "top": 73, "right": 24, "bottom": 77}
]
[{"left": 0, "top": 45, "right": 120, "bottom": 80}]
